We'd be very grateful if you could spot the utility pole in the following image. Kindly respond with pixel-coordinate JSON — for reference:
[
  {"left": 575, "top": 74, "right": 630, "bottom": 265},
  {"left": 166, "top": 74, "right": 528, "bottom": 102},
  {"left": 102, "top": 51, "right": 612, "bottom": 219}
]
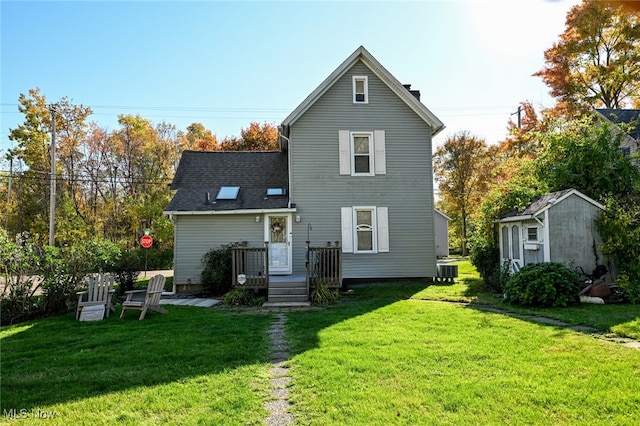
[
  {"left": 511, "top": 105, "right": 522, "bottom": 129},
  {"left": 49, "top": 104, "right": 58, "bottom": 246},
  {"left": 6, "top": 156, "right": 12, "bottom": 229}
]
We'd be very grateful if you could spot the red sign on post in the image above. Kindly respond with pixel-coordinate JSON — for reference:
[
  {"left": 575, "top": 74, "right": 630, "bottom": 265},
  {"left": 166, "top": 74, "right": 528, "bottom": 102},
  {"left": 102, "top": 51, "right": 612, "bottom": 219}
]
[{"left": 140, "top": 235, "right": 153, "bottom": 248}]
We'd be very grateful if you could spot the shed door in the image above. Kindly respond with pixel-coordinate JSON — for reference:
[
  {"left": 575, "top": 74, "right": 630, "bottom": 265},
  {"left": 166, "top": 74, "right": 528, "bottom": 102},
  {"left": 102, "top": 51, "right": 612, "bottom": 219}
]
[
  {"left": 265, "top": 214, "right": 292, "bottom": 275},
  {"left": 501, "top": 224, "right": 523, "bottom": 273}
]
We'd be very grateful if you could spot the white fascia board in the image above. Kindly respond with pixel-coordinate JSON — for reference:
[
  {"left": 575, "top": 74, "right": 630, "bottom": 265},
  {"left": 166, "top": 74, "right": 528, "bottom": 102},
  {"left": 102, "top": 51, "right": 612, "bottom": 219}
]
[
  {"left": 163, "top": 208, "right": 297, "bottom": 216},
  {"left": 495, "top": 215, "right": 532, "bottom": 223}
]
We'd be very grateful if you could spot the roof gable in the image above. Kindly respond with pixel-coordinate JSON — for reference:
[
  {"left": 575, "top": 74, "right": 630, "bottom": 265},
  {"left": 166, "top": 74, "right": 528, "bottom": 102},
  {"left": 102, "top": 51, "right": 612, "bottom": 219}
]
[
  {"left": 499, "top": 189, "right": 604, "bottom": 222},
  {"left": 281, "top": 46, "right": 444, "bottom": 136}
]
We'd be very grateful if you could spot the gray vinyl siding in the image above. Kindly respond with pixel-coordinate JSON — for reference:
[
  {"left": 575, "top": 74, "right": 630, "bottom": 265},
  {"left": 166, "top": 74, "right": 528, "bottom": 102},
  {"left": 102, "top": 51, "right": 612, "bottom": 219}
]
[
  {"left": 172, "top": 214, "right": 264, "bottom": 286},
  {"left": 548, "top": 195, "right": 605, "bottom": 273},
  {"left": 289, "top": 60, "right": 436, "bottom": 278}
]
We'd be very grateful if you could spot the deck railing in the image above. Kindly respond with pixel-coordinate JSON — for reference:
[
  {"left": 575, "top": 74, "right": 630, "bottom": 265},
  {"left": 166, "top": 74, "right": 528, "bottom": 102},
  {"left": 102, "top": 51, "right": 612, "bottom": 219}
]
[
  {"left": 306, "top": 242, "right": 342, "bottom": 289},
  {"left": 232, "top": 244, "right": 269, "bottom": 289}
]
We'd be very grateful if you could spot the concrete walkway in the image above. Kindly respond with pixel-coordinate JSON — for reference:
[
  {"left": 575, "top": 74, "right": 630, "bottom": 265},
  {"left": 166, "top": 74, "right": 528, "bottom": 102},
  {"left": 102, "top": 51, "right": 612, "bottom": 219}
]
[{"left": 159, "top": 298, "right": 221, "bottom": 308}]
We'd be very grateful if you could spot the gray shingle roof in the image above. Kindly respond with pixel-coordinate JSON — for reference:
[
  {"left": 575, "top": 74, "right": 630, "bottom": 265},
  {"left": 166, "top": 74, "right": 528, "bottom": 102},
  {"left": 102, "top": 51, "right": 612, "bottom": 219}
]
[
  {"left": 596, "top": 109, "right": 640, "bottom": 139},
  {"left": 500, "top": 189, "right": 574, "bottom": 219},
  {"left": 165, "top": 150, "right": 289, "bottom": 212}
]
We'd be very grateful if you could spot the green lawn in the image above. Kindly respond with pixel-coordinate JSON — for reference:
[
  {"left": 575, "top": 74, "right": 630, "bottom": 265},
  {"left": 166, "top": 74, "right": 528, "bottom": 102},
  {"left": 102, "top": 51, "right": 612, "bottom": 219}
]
[
  {"left": 2, "top": 262, "right": 639, "bottom": 425},
  {"left": 1, "top": 307, "right": 274, "bottom": 425}
]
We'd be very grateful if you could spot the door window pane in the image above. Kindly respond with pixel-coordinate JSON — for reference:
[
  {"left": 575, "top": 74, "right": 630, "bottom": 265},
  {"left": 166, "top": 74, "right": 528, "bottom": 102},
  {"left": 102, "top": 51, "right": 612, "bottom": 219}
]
[
  {"left": 511, "top": 225, "right": 520, "bottom": 259},
  {"left": 270, "top": 217, "right": 286, "bottom": 243}
]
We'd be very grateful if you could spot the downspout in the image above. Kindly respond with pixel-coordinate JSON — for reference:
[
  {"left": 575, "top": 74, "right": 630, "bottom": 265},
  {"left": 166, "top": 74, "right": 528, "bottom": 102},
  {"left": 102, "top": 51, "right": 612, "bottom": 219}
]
[{"left": 169, "top": 213, "right": 178, "bottom": 294}]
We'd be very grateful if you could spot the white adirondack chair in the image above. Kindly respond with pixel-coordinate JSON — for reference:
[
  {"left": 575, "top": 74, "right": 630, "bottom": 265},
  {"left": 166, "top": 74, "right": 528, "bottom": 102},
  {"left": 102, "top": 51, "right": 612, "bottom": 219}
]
[
  {"left": 120, "top": 274, "right": 168, "bottom": 320},
  {"left": 76, "top": 273, "right": 115, "bottom": 320}
]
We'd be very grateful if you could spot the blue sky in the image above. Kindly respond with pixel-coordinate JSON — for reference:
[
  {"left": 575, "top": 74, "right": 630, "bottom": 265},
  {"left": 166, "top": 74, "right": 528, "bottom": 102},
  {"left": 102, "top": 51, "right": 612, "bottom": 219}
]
[{"left": 1, "top": 0, "right": 581, "bottom": 158}]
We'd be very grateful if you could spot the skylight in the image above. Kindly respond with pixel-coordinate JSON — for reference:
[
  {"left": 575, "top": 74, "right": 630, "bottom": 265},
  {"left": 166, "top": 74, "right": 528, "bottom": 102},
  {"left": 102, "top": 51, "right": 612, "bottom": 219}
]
[
  {"left": 216, "top": 186, "right": 240, "bottom": 200},
  {"left": 266, "top": 188, "right": 286, "bottom": 196}
]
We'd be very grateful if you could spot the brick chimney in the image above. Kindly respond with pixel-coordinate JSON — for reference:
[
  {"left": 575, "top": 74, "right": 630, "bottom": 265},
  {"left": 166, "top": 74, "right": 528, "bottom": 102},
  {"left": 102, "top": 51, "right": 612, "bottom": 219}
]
[{"left": 402, "top": 84, "right": 421, "bottom": 101}]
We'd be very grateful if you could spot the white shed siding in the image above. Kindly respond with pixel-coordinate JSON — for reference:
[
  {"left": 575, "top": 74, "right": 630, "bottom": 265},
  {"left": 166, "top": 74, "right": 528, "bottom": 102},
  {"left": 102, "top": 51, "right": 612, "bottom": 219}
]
[
  {"left": 289, "top": 61, "right": 436, "bottom": 278},
  {"left": 173, "top": 214, "right": 264, "bottom": 286}
]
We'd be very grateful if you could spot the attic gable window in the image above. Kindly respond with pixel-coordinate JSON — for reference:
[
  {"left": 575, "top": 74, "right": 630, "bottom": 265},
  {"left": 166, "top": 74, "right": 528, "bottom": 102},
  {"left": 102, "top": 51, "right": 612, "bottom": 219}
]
[
  {"left": 216, "top": 186, "right": 240, "bottom": 200},
  {"left": 353, "top": 76, "right": 368, "bottom": 103}
]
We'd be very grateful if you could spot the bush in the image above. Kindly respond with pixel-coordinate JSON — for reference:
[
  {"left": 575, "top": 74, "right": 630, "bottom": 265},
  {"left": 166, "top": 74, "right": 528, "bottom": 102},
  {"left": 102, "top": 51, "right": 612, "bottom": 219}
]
[
  {"left": 201, "top": 242, "right": 244, "bottom": 296},
  {"left": 114, "top": 251, "right": 140, "bottom": 295},
  {"left": 310, "top": 282, "right": 339, "bottom": 305},
  {"left": 131, "top": 248, "right": 173, "bottom": 270},
  {"left": 486, "top": 260, "right": 512, "bottom": 293},
  {"left": 503, "top": 262, "right": 580, "bottom": 307},
  {"left": 0, "top": 231, "right": 42, "bottom": 324},
  {"left": 223, "top": 288, "right": 264, "bottom": 306},
  {"left": 617, "top": 263, "right": 640, "bottom": 304},
  {"left": 469, "top": 240, "right": 500, "bottom": 282},
  {"left": 40, "top": 239, "right": 121, "bottom": 315}
]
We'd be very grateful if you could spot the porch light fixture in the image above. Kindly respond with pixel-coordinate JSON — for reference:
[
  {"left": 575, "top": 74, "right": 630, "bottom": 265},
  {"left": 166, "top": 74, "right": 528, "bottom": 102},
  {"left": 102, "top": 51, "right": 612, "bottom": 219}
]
[{"left": 256, "top": 216, "right": 260, "bottom": 223}]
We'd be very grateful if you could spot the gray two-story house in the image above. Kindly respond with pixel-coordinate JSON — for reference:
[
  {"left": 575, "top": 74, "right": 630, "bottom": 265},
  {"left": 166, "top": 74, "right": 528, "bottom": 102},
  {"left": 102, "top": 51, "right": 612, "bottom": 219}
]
[{"left": 164, "top": 46, "right": 445, "bottom": 301}]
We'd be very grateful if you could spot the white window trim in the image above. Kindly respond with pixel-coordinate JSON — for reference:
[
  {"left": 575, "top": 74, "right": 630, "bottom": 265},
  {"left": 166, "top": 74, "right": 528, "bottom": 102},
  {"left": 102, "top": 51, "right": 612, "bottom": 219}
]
[
  {"left": 352, "top": 76, "right": 368, "bottom": 104},
  {"left": 339, "top": 130, "right": 386, "bottom": 176},
  {"left": 341, "top": 206, "right": 390, "bottom": 254},
  {"left": 526, "top": 226, "right": 540, "bottom": 243},
  {"left": 353, "top": 206, "right": 377, "bottom": 253},
  {"left": 350, "top": 132, "right": 374, "bottom": 176}
]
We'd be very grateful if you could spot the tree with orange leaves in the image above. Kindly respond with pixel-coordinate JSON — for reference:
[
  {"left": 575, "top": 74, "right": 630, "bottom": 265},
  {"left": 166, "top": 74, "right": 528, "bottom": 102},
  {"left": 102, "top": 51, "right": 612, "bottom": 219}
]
[
  {"left": 434, "top": 131, "right": 495, "bottom": 255},
  {"left": 220, "top": 121, "right": 279, "bottom": 151},
  {"left": 534, "top": 0, "right": 640, "bottom": 116},
  {"left": 183, "top": 122, "right": 219, "bottom": 151}
]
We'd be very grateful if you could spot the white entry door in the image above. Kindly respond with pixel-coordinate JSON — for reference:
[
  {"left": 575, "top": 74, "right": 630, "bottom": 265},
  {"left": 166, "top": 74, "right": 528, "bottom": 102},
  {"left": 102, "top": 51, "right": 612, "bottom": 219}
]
[{"left": 265, "top": 214, "right": 292, "bottom": 275}]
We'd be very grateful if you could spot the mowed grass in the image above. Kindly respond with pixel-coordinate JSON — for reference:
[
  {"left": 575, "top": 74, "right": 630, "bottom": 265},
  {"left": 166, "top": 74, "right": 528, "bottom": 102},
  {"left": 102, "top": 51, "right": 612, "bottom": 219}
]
[
  {"left": 1, "top": 307, "right": 274, "bottom": 425},
  {"left": 286, "top": 295, "right": 640, "bottom": 425},
  {"left": 2, "top": 261, "right": 639, "bottom": 425}
]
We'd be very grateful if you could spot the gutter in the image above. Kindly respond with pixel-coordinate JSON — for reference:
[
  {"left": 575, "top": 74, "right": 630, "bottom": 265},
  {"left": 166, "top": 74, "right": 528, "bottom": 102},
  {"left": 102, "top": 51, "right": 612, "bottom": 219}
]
[{"left": 163, "top": 207, "right": 297, "bottom": 216}]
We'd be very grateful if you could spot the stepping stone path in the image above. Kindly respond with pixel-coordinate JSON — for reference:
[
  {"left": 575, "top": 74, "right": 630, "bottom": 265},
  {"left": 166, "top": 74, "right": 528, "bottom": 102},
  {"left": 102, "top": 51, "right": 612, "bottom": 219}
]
[{"left": 264, "top": 313, "right": 294, "bottom": 426}]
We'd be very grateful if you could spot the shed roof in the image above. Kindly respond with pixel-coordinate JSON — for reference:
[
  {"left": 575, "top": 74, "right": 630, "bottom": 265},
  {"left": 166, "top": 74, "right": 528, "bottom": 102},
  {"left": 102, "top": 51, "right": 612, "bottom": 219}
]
[
  {"left": 281, "top": 46, "right": 445, "bottom": 136},
  {"left": 498, "top": 189, "right": 604, "bottom": 223},
  {"left": 164, "top": 150, "right": 290, "bottom": 214}
]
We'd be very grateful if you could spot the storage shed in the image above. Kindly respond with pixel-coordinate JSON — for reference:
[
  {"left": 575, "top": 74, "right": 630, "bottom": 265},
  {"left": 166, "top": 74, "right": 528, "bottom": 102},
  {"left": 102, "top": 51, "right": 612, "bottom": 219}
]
[{"left": 497, "top": 189, "right": 609, "bottom": 276}]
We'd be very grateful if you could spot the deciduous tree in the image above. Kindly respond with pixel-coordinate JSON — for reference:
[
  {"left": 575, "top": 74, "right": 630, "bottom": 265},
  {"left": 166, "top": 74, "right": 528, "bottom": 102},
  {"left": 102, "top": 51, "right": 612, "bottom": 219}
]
[
  {"left": 534, "top": 0, "right": 640, "bottom": 115},
  {"left": 434, "top": 131, "right": 493, "bottom": 255}
]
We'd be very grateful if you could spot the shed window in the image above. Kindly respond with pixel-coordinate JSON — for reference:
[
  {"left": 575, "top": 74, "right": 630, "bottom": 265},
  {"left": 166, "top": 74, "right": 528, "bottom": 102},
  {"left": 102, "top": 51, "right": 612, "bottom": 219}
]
[
  {"left": 216, "top": 186, "right": 239, "bottom": 200},
  {"left": 527, "top": 227, "right": 538, "bottom": 241}
]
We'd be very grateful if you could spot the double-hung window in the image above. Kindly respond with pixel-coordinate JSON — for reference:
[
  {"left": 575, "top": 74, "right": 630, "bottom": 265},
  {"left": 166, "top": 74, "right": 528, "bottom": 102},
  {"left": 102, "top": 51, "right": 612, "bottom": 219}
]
[
  {"left": 341, "top": 206, "right": 389, "bottom": 254},
  {"left": 339, "top": 130, "right": 386, "bottom": 176},
  {"left": 355, "top": 208, "right": 376, "bottom": 252},
  {"left": 352, "top": 133, "right": 373, "bottom": 175},
  {"left": 353, "top": 76, "right": 368, "bottom": 103}
]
